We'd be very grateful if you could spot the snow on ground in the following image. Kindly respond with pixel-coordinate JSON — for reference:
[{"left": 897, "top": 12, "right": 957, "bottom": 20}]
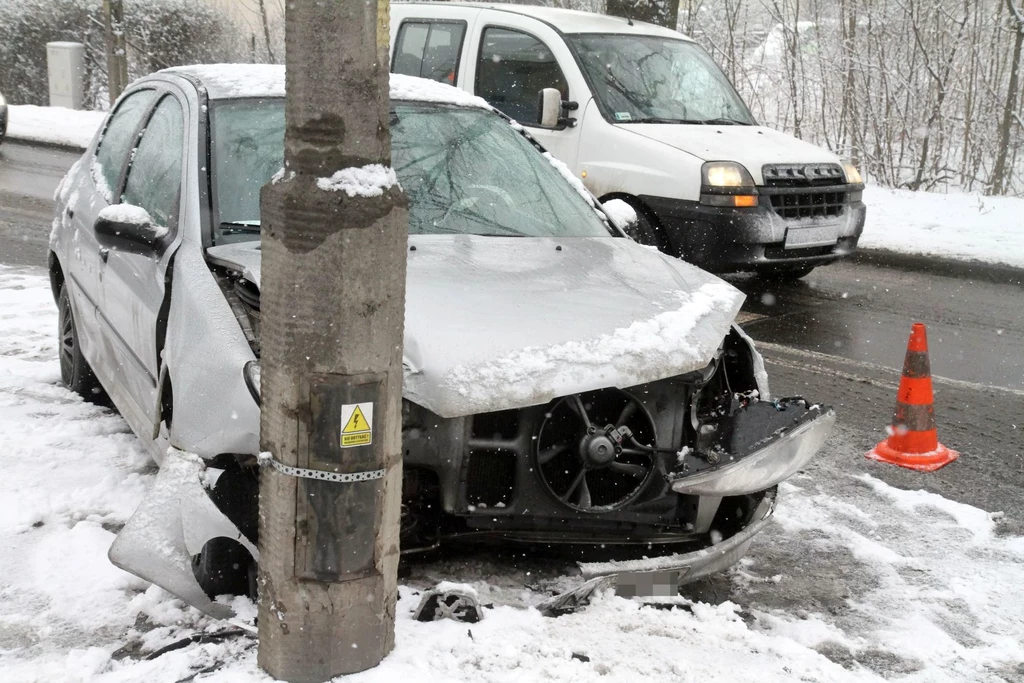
[
  {"left": 861, "top": 186, "right": 1024, "bottom": 269},
  {"left": 5, "top": 105, "right": 105, "bottom": 149},
  {"left": 2, "top": 265, "right": 1023, "bottom": 683}
]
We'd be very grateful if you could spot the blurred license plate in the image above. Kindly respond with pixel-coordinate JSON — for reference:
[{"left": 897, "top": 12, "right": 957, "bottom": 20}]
[{"left": 785, "top": 225, "right": 839, "bottom": 249}]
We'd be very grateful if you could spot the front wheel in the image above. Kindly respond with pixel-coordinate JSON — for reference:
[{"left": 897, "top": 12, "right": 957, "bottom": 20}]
[
  {"left": 192, "top": 537, "right": 256, "bottom": 600},
  {"left": 57, "top": 284, "right": 104, "bottom": 400}
]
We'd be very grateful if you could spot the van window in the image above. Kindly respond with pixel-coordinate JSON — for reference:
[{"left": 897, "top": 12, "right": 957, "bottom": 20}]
[
  {"left": 476, "top": 27, "right": 568, "bottom": 126},
  {"left": 393, "top": 21, "right": 466, "bottom": 84}
]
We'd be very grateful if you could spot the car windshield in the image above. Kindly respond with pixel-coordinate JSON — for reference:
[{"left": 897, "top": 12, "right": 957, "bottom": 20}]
[
  {"left": 209, "top": 100, "right": 614, "bottom": 243},
  {"left": 567, "top": 34, "right": 755, "bottom": 125}
]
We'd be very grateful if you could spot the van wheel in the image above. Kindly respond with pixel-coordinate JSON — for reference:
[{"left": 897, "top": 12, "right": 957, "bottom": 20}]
[
  {"left": 756, "top": 266, "right": 815, "bottom": 282},
  {"left": 57, "top": 285, "right": 104, "bottom": 400}
]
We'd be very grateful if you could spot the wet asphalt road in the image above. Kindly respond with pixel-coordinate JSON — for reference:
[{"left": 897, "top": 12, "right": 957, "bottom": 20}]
[{"left": 1, "top": 140, "right": 1022, "bottom": 529}]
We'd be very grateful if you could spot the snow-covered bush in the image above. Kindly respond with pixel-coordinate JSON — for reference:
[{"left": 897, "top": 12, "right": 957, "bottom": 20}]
[{"left": 0, "top": 0, "right": 247, "bottom": 109}]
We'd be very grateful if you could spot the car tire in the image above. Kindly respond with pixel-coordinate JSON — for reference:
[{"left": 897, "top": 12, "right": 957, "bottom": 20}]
[
  {"left": 57, "top": 284, "right": 104, "bottom": 400},
  {"left": 192, "top": 537, "right": 255, "bottom": 600},
  {"left": 755, "top": 266, "right": 815, "bottom": 282}
]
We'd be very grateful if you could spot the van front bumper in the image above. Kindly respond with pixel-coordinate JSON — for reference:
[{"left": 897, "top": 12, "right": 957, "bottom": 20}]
[{"left": 641, "top": 195, "right": 866, "bottom": 273}]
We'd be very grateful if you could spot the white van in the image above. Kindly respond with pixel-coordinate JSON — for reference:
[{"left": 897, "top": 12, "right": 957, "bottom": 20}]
[{"left": 389, "top": 2, "right": 866, "bottom": 278}]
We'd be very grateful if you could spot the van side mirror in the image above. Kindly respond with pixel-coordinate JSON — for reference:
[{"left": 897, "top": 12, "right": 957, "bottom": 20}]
[
  {"left": 538, "top": 88, "right": 562, "bottom": 128},
  {"left": 95, "top": 204, "right": 166, "bottom": 255}
]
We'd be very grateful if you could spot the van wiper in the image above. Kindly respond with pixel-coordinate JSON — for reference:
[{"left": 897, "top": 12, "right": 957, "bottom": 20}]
[
  {"left": 220, "top": 221, "right": 260, "bottom": 235},
  {"left": 628, "top": 116, "right": 691, "bottom": 124},
  {"left": 627, "top": 116, "right": 752, "bottom": 125},
  {"left": 699, "top": 117, "right": 752, "bottom": 126}
]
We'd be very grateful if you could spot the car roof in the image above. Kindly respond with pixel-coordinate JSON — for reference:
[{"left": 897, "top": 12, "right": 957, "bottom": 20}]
[
  {"left": 159, "top": 64, "right": 492, "bottom": 109},
  {"left": 395, "top": 1, "right": 691, "bottom": 40}
]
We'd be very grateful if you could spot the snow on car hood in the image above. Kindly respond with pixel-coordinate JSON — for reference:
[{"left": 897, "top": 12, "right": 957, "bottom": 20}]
[
  {"left": 619, "top": 124, "right": 840, "bottom": 183},
  {"left": 206, "top": 236, "right": 745, "bottom": 417}
]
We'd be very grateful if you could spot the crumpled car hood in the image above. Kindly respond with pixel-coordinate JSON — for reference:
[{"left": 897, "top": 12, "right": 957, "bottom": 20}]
[{"left": 206, "top": 236, "right": 745, "bottom": 417}]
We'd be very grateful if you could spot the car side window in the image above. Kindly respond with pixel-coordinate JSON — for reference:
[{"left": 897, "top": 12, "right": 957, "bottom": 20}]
[
  {"left": 393, "top": 21, "right": 466, "bottom": 84},
  {"left": 93, "top": 89, "right": 155, "bottom": 201},
  {"left": 122, "top": 95, "right": 184, "bottom": 229},
  {"left": 476, "top": 27, "right": 568, "bottom": 126}
]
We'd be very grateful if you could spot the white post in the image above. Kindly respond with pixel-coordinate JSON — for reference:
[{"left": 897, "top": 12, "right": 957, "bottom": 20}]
[{"left": 46, "top": 42, "right": 86, "bottom": 110}]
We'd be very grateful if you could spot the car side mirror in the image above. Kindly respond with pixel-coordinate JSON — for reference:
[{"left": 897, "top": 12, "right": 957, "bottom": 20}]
[
  {"left": 600, "top": 198, "right": 639, "bottom": 234},
  {"left": 538, "top": 88, "right": 562, "bottom": 128},
  {"left": 95, "top": 204, "right": 166, "bottom": 255}
]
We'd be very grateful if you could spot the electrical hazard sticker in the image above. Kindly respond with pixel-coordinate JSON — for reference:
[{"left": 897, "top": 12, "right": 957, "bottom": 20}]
[{"left": 340, "top": 402, "right": 373, "bottom": 448}]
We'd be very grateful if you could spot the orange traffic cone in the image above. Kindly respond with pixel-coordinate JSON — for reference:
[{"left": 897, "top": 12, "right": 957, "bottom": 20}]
[{"left": 866, "top": 323, "right": 959, "bottom": 472}]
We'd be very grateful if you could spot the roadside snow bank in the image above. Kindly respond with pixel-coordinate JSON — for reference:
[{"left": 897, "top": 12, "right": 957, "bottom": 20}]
[
  {"left": 6, "top": 105, "right": 105, "bottom": 149},
  {"left": 862, "top": 186, "right": 1024, "bottom": 269}
]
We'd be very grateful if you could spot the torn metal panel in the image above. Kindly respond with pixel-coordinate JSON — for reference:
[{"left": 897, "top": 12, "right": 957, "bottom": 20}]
[
  {"left": 108, "top": 448, "right": 258, "bottom": 620},
  {"left": 164, "top": 244, "right": 260, "bottom": 458}
]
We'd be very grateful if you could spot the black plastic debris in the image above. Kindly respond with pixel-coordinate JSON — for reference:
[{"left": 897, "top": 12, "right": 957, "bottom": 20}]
[
  {"left": 534, "top": 576, "right": 616, "bottom": 617},
  {"left": 413, "top": 586, "right": 484, "bottom": 624}
]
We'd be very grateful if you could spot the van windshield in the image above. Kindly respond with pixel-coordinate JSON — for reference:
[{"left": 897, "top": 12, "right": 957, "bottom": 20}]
[{"left": 567, "top": 34, "right": 755, "bottom": 126}]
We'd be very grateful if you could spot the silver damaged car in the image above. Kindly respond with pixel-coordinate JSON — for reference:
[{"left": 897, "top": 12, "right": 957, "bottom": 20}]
[{"left": 48, "top": 65, "right": 835, "bottom": 618}]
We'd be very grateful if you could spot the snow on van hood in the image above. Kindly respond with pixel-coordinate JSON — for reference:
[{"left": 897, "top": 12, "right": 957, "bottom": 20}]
[
  {"left": 619, "top": 124, "right": 839, "bottom": 182},
  {"left": 206, "top": 236, "right": 744, "bottom": 417}
]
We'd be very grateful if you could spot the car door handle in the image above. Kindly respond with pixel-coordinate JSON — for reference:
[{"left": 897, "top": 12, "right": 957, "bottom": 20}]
[{"left": 99, "top": 247, "right": 109, "bottom": 263}]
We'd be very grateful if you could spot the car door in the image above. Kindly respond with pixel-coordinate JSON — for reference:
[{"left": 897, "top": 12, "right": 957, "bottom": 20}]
[
  {"left": 98, "top": 92, "right": 186, "bottom": 435},
  {"left": 467, "top": 15, "right": 587, "bottom": 166},
  {"left": 63, "top": 88, "right": 157, "bottom": 380}
]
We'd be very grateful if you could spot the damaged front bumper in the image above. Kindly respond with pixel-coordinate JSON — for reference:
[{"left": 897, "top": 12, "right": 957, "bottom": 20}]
[
  {"left": 670, "top": 399, "right": 836, "bottom": 497},
  {"left": 570, "top": 400, "right": 834, "bottom": 597},
  {"left": 108, "top": 450, "right": 258, "bottom": 620},
  {"left": 575, "top": 487, "right": 776, "bottom": 597}
]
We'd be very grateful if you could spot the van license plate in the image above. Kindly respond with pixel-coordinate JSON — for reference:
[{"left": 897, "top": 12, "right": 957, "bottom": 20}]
[{"left": 785, "top": 225, "right": 839, "bottom": 249}]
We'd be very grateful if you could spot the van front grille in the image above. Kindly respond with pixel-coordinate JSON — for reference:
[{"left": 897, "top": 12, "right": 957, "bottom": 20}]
[{"left": 761, "top": 164, "right": 848, "bottom": 220}]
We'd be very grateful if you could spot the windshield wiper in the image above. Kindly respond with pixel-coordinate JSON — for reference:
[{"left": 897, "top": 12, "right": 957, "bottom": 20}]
[
  {"left": 627, "top": 116, "right": 751, "bottom": 125},
  {"left": 220, "top": 221, "right": 260, "bottom": 235},
  {"left": 628, "top": 116, "right": 691, "bottom": 124},
  {"left": 698, "top": 117, "right": 752, "bottom": 126}
]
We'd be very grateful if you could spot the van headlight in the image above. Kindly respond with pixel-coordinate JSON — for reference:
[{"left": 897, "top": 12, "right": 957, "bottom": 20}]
[
  {"left": 700, "top": 161, "right": 758, "bottom": 208},
  {"left": 243, "top": 360, "right": 261, "bottom": 405},
  {"left": 842, "top": 160, "right": 863, "bottom": 185}
]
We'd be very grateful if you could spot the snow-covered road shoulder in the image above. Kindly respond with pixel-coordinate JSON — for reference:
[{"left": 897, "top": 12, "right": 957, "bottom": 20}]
[
  {"left": 861, "top": 186, "right": 1024, "bottom": 270},
  {"left": 5, "top": 105, "right": 105, "bottom": 149}
]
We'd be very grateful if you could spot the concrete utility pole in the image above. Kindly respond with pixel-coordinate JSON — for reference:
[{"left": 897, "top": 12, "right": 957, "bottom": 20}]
[
  {"left": 256, "top": 0, "right": 408, "bottom": 679},
  {"left": 102, "top": 0, "right": 128, "bottom": 105}
]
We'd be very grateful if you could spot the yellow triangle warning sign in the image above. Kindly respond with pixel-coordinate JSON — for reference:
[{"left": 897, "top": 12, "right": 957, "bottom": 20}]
[
  {"left": 343, "top": 405, "right": 369, "bottom": 434},
  {"left": 340, "top": 402, "right": 373, "bottom": 448}
]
